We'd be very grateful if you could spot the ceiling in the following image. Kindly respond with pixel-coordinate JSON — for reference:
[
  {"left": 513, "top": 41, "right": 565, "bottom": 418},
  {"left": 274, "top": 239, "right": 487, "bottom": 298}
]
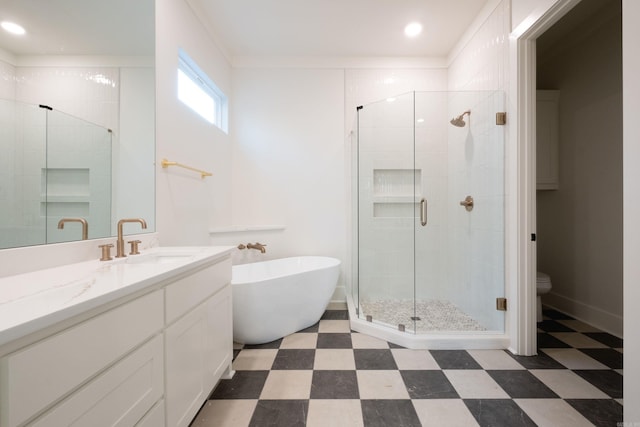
[
  {"left": 190, "top": 0, "right": 489, "bottom": 58},
  {"left": 0, "top": 0, "right": 489, "bottom": 59},
  {"left": 0, "top": 0, "right": 154, "bottom": 56}
]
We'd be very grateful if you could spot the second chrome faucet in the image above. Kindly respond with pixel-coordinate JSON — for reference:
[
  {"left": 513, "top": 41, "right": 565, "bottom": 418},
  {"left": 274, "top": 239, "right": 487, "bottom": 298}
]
[{"left": 116, "top": 218, "right": 147, "bottom": 258}]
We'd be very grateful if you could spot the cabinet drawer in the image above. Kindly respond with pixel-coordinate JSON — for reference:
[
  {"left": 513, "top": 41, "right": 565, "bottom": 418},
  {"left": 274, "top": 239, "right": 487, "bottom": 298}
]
[
  {"left": 29, "top": 335, "right": 164, "bottom": 427},
  {"left": 165, "top": 256, "right": 231, "bottom": 324},
  {"left": 0, "top": 290, "right": 163, "bottom": 427}
]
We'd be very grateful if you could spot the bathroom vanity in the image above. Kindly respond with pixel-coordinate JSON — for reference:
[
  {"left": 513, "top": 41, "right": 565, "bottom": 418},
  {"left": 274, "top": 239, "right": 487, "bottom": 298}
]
[{"left": 0, "top": 246, "right": 233, "bottom": 427}]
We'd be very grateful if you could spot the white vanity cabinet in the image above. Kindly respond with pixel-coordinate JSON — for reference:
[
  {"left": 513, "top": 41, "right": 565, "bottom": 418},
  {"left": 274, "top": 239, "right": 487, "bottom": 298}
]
[
  {"left": 165, "top": 257, "right": 233, "bottom": 427},
  {"left": 0, "top": 247, "right": 234, "bottom": 427},
  {"left": 0, "top": 290, "right": 164, "bottom": 427}
]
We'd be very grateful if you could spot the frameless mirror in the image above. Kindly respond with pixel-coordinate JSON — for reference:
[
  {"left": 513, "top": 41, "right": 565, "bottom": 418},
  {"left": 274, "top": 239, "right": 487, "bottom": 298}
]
[{"left": 0, "top": 0, "right": 155, "bottom": 249}]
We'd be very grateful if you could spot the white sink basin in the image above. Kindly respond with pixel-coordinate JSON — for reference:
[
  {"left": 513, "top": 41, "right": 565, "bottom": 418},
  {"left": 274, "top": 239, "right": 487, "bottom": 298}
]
[{"left": 125, "top": 251, "right": 197, "bottom": 264}]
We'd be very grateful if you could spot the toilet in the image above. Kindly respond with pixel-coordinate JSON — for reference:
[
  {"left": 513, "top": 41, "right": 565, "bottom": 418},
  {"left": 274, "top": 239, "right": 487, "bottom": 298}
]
[{"left": 536, "top": 271, "right": 553, "bottom": 322}]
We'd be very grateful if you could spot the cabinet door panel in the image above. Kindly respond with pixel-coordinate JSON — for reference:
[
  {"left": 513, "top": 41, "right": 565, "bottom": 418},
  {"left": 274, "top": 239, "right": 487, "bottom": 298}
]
[
  {"left": 30, "top": 335, "right": 163, "bottom": 427},
  {"left": 136, "top": 400, "right": 165, "bottom": 427},
  {"left": 205, "top": 285, "right": 233, "bottom": 390},
  {"left": 165, "top": 304, "right": 208, "bottom": 427}
]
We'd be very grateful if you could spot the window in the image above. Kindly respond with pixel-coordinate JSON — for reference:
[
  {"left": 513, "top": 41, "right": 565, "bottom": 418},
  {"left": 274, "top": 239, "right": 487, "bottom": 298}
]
[{"left": 177, "top": 49, "right": 228, "bottom": 133}]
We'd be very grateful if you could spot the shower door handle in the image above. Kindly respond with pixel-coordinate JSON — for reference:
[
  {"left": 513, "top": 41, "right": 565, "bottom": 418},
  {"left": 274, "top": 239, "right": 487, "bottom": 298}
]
[{"left": 420, "top": 198, "right": 427, "bottom": 226}]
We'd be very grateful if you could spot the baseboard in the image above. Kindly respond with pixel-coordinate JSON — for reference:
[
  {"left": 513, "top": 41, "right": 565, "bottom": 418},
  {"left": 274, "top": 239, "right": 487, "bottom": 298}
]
[
  {"left": 543, "top": 292, "right": 623, "bottom": 338},
  {"left": 327, "top": 285, "right": 347, "bottom": 310},
  {"left": 327, "top": 301, "right": 347, "bottom": 310}
]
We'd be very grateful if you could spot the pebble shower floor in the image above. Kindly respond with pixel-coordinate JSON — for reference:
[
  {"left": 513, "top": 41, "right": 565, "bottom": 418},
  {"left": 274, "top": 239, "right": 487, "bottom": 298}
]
[{"left": 359, "top": 299, "right": 487, "bottom": 332}]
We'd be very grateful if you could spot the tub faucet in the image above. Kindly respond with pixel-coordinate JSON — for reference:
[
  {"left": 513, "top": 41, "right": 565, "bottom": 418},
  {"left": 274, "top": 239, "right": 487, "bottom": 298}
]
[
  {"left": 246, "top": 242, "right": 267, "bottom": 253},
  {"left": 116, "top": 218, "right": 147, "bottom": 258},
  {"left": 57, "top": 218, "right": 88, "bottom": 240}
]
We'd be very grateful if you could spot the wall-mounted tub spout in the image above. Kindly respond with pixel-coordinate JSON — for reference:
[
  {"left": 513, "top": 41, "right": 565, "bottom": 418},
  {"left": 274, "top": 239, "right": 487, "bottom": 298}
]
[{"left": 246, "top": 242, "right": 267, "bottom": 253}]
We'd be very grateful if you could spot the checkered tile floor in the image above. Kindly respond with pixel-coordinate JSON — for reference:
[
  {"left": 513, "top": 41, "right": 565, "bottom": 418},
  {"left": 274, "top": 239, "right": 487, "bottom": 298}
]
[{"left": 191, "top": 308, "right": 623, "bottom": 426}]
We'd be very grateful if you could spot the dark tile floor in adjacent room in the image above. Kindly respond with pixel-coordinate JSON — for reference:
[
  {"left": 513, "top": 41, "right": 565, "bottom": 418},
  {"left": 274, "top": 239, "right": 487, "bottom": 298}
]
[{"left": 191, "top": 309, "right": 623, "bottom": 426}]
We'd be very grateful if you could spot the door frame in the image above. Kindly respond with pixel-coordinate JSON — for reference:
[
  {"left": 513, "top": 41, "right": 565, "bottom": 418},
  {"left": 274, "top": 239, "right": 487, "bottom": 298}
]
[{"left": 509, "top": 0, "right": 582, "bottom": 355}]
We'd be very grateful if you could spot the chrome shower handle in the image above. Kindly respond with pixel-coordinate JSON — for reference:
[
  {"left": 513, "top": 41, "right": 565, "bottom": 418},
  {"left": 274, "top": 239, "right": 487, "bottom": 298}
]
[{"left": 420, "top": 198, "right": 427, "bottom": 226}]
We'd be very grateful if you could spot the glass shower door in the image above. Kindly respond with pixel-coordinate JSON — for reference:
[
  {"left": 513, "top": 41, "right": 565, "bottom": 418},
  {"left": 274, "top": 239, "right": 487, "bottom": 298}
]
[
  {"left": 414, "top": 90, "right": 506, "bottom": 334},
  {"left": 356, "top": 92, "right": 418, "bottom": 330},
  {"left": 355, "top": 90, "right": 506, "bottom": 336}
]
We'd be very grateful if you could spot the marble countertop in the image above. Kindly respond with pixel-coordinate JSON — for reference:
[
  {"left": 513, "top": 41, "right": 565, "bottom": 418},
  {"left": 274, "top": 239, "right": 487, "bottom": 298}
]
[{"left": 0, "top": 246, "right": 233, "bottom": 348}]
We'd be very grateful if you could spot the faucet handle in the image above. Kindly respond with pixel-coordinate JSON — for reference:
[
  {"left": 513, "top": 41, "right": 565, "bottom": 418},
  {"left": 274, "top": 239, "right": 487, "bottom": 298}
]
[
  {"left": 99, "top": 244, "right": 114, "bottom": 261},
  {"left": 128, "top": 240, "right": 142, "bottom": 255}
]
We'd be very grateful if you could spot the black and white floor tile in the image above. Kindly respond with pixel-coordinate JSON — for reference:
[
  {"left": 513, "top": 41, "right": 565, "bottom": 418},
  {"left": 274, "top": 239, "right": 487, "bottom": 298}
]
[{"left": 190, "top": 308, "right": 623, "bottom": 426}]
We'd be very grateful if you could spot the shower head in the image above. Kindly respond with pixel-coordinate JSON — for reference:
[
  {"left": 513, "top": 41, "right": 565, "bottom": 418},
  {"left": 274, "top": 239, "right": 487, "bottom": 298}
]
[{"left": 450, "top": 110, "right": 471, "bottom": 127}]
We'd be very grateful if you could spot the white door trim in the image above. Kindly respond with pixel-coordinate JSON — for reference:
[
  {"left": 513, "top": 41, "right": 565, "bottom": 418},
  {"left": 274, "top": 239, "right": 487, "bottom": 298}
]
[{"left": 510, "top": 0, "right": 582, "bottom": 356}]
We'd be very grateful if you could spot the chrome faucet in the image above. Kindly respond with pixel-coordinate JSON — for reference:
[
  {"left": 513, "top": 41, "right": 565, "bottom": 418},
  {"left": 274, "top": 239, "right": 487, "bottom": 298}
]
[
  {"left": 246, "top": 242, "right": 267, "bottom": 253},
  {"left": 116, "top": 218, "right": 147, "bottom": 258},
  {"left": 57, "top": 218, "right": 88, "bottom": 240}
]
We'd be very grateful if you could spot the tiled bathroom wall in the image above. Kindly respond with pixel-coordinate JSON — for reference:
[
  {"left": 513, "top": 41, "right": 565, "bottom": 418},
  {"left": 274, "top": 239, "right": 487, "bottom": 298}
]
[
  {"left": 446, "top": 0, "right": 510, "bottom": 331},
  {"left": 11, "top": 66, "right": 118, "bottom": 245},
  {"left": 345, "top": 68, "right": 448, "bottom": 304},
  {"left": 15, "top": 67, "right": 119, "bottom": 131}
]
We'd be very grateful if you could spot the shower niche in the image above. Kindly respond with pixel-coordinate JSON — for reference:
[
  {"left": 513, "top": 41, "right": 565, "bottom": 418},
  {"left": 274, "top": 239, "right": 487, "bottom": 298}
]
[
  {"left": 372, "top": 169, "right": 422, "bottom": 218},
  {"left": 351, "top": 90, "right": 507, "bottom": 348},
  {"left": 0, "top": 99, "right": 112, "bottom": 249}
]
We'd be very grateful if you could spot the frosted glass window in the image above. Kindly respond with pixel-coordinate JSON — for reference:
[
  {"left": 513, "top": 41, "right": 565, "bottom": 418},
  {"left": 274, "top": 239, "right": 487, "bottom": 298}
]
[{"left": 177, "top": 49, "right": 228, "bottom": 132}]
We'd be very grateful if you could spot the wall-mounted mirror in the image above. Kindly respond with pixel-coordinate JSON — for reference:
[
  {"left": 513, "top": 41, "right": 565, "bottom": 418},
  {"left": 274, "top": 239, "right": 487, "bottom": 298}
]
[{"left": 0, "top": 0, "right": 155, "bottom": 250}]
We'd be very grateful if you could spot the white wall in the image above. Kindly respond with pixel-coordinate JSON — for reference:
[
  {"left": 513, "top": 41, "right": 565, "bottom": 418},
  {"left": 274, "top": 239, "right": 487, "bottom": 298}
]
[
  {"left": 155, "top": 0, "right": 232, "bottom": 245},
  {"left": 536, "top": 5, "right": 623, "bottom": 335},
  {"left": 222, "top": 68, "right": 345, "bottom": 287},
  {"left": 116, "top": 68, "right": 156, "bottom": 230},
  {"left": 623, "top": 0, "right": 640, "bottom": 422}
]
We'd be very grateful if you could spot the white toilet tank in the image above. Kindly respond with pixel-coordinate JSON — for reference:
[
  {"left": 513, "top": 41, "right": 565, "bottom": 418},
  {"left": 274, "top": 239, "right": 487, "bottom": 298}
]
[{"left": 537, "top": 271, "right": 552, "bottom": 294}]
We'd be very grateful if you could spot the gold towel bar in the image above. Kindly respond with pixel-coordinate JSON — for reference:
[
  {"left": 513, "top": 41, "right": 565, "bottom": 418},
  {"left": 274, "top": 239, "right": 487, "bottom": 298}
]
[{"left": 161, "top": 158, "right": 212, "bottom": 179}]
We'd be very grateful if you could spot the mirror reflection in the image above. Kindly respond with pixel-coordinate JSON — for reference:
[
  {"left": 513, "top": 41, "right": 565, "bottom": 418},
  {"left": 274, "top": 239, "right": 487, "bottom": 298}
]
[{"left": 0, "top": 0, "right": 155, "bottom": 250}]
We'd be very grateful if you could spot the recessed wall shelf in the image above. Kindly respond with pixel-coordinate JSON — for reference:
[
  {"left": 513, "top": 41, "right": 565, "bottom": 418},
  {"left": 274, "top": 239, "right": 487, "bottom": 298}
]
[
  {"left": 373, "top": 169, "right": 422, "bottom": 197},
  {"left": 372, "top": 168, "right": 422, "bottom": 218}
]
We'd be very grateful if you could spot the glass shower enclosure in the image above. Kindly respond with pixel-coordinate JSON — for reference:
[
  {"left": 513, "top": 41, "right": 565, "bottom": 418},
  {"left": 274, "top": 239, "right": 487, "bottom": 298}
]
[
  {"left": 352, "top": 90, "right": 506, "bottom": 340},
  {"left": 0, "top": 99, "right": 113, "bottom": 249}
]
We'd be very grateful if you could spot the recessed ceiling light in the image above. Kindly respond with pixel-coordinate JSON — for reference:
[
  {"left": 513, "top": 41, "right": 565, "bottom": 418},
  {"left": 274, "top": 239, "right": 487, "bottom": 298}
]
[
  {"left": 1, "top": 21, "right": 26, "bottom": 35},
  {"left": 404, "top": 22, "right": 422, "bottom": 38}
]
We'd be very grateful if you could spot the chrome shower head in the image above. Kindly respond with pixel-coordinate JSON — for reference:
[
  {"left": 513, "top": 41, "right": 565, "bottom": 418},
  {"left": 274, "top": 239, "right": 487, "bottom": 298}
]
[{"left": 450, "top": 110, "right": 470, "bottom": 127}]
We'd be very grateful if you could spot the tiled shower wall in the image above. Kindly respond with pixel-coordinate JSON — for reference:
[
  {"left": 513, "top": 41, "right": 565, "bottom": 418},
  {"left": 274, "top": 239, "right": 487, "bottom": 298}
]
[
  {"left": 346, "top": 68, "right": 448, "bottom": 306},
  {"left": 446, "top": 0, "right": 510, "bottom": 330},
  {"left": 0, "top": 62, "right": 119, "bottom": 247}
]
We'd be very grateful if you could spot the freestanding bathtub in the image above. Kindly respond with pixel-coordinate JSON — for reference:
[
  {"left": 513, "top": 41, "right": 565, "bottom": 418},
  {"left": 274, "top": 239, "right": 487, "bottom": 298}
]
[{"left": 232, "top": 256, "right": 341, "bottom": 344}]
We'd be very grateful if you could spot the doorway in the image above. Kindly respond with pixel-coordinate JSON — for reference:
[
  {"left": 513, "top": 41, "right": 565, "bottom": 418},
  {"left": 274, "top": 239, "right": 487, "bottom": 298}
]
[{"left": 534, "top": 0, "right": 623, "bottom": 336}]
